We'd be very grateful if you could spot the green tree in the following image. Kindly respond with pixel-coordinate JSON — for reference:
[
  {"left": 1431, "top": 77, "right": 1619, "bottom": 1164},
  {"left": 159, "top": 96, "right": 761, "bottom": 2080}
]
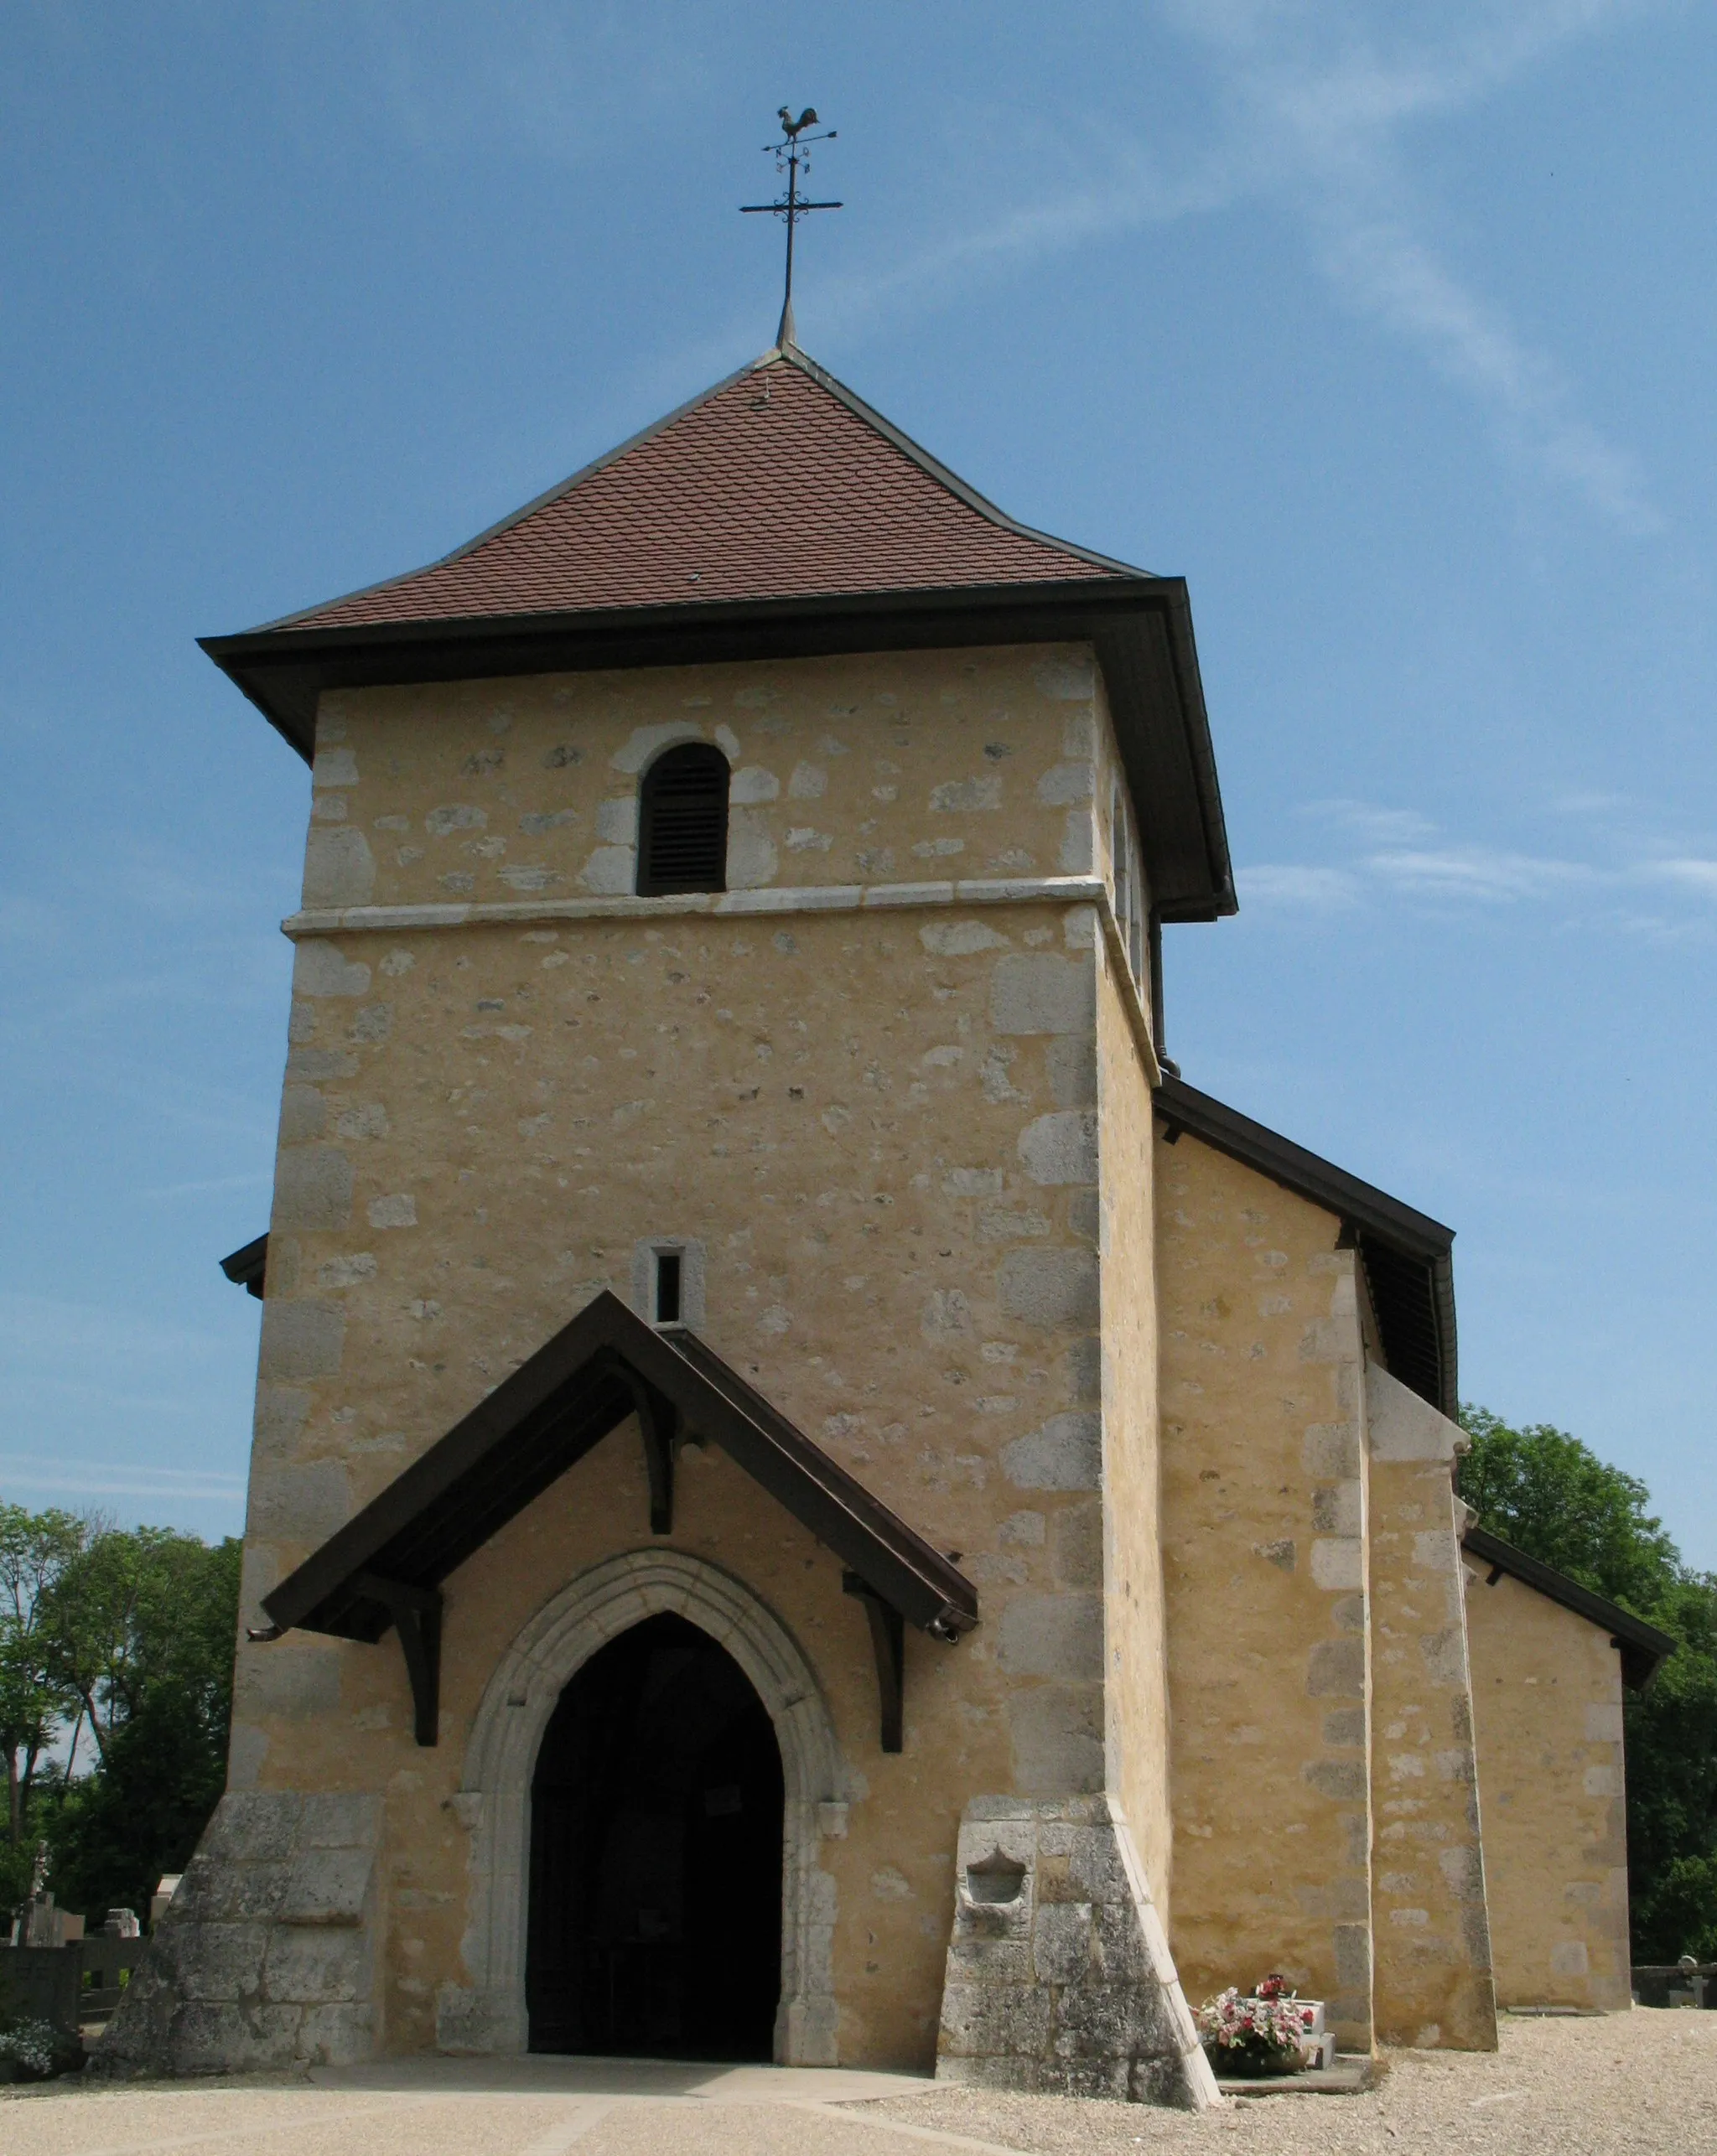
[
  {"left": 1456, "top": 1407, "right": 1680, "bottom": 1609},
  {"left": 1458, "top": 1407, "right": 1717, "bottom": 1962},
  {"left": 38, "top": 1528, "right": 241, "bottom": 1921},
  {"left": 0, "top": 1502, "right": 242, "bottom": 1927},
  {"left": 0, "top": 1506, "right": 90, "bottom": 1897}
]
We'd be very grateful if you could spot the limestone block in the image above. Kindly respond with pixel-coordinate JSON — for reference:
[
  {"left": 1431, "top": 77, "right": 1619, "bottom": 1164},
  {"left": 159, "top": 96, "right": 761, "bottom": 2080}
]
[
  {"left": 278, "top": 1845, "right": 373, "bottom": 1925},
  {"left": 947, "top": 1937, "right": 1034, "bottom": 1980},
  {"left": 1002, "top": 1412, "right": 1102, "bottom": 1491},
  {"left": 1019, "top": 1111, "right": 1098, "bottom": 1187},
  {"left": 297, "top": 2002, "right": 374, "bottom": 2067},
  {"left": 167, "top": 2001, "right": 303, "bottom": 2074},
  {"left": 935, "top": 1796, "right": 1218, "bottom": 2109},
  {"left": 1034, "top": 1901, "right": 1094, "bottom": 1983},
  {"left": 940, "top": 1982, "right": 1056, "bottom": 2058},
  {"left": 921, "top": 919, "right": 1009, "bottom": 956},
  {"left": 90, "top": 1787, "right": 385, "bottom": 2079},
  {"left": 434, "top": 1983, "right": 490, "bottom": 2054},
  {"left": 303, "top": 828, "right": 376, "bottom": 907},
  {"left": 263, "top": 1925, "right": 366, "bottom": 2003},
  {"left": 272, "top": 1147, "right": 354, "bottom": 1231},
  {"left": 1051, "top": 1502, "right": 1103, "bottom": 1588},
  {"left": 726, "top": 806, "right": 778, "bottom": 887},
  {"left": 1065, "top": 1336, "right": 1102, "bottom": 1402},
  {"left": 1045, "top": 1036, "right": 1098, "bottom": 1107},
  {"left": 279, "top": 1086, "right": 327, "bottom": 1143},
  {"left": 996, "top": 1594, "right": 1102, "bottom": 1681},
  {"left": 990, "top": 953, "right": 1095, "bottom": 1036},
  {"left": 293, "top": 942, "right": 372, "bottom": 998},
  {"left": 1307, "top": 1638, "right": 1366, "bottom": 1697},
  {"left": 1036, "top": 764, "right": 1094, "bottom": 806},
  {"left": 314, "top": 745, "right": 359, "bottom": 787},
  {"left": 257, "top": 1300, "right": 346, "bottom": 1381},
  {"left": 997, "top": 1248, "right": 1100, "bottom": 1329},
  {"left": 1009, "top": 1683, "right": 1104, "bottom": 1795},
  {"left": 1091, "top": 1894, "right": 1153, "bottom": 1983},
  {"left": 1036, "top": 656, "right": 1098, "bottom": 706},
  {"left": 204, "top": 1792, "right": 301, "bottom": 1864},
  {"left": 180, "top": 1858, "right": 292, "bottom": 1925},
  {"left": 173, "top": 1921, "right": 268, "bottom": 2003}
]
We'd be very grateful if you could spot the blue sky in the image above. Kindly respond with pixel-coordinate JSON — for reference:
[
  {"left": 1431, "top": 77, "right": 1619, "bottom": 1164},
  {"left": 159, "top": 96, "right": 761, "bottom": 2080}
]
[{"left": 3, "top": 3, "right": 1714, "bottom": 1561}]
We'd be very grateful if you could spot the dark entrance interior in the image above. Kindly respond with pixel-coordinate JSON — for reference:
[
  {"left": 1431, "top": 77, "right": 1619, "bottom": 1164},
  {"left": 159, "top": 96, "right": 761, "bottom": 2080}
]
[{"left": 527, "top": 1612, "right": 786, "bottom": 2058}]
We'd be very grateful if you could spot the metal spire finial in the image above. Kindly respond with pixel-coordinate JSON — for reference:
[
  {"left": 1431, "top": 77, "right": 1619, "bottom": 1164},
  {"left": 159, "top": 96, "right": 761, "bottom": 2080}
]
[{"left": 741, "top": 106, "right": 842, "bottom": 348}]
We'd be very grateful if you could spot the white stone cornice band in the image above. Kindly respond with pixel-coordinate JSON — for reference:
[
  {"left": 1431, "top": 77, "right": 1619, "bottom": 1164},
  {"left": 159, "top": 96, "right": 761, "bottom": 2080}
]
[{"left": 281, "top": 873, "right": 1108, "bottom": 939}]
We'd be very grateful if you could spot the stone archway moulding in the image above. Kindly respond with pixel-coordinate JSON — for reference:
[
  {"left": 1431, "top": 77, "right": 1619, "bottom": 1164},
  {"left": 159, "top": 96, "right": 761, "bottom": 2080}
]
[{"left": 439, "top": 1547, "right": 847, "bottom": 2064}]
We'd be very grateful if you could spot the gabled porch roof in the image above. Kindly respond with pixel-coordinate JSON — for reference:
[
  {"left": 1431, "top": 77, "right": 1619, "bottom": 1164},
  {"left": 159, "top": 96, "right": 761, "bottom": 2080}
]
[{"left": 258, "top": 1289, "right": 978, "bottom": 1749}]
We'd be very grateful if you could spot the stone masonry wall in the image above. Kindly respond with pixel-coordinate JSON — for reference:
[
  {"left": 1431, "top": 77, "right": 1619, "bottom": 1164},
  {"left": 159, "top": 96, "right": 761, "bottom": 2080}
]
[
  {"left": 1096, "top": 946, "right": 1172, "bottom": 1917},
  {"left": 298, "top": 644, "right": 1107, "bottom": 919},
  {"left": 215, "top": 639, "right": 1175, "bottom": 2075},
  {"left": 1466, "top": 1568, "right": 1632, "bottom": 2011},
  {"left": 1364, "top": 1365, "right": 1497, "bottom": 2050},
  {"left": 1156, "top": 1131, "right": 1377, "bottom": 2050}
]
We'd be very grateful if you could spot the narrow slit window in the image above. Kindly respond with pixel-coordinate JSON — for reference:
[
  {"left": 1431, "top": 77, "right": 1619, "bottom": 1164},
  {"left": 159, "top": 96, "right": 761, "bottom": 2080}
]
[
  {"left": 637, "top": 743, "right": 730, "bottom": 895},
  {"left": 654, "top": 1252, "right": 682, "bottom": 1325}
]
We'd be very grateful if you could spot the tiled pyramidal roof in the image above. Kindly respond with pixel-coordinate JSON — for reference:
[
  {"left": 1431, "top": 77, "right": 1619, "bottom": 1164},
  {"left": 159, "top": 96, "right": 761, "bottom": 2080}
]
[{"left": 271, "top": 345, "right": 1130, "bottom": 634}]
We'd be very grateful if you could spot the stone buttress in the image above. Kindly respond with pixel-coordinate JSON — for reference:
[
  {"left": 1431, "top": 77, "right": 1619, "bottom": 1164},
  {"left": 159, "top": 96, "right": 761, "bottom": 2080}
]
[{"left": 936, "top": 1797, "right": 1218, "bottom": 2106}]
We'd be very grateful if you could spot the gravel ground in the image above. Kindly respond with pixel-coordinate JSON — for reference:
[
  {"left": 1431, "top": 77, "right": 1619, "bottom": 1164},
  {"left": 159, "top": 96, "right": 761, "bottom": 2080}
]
[
  {"left": 864, "top": 2013, "right": 1717, "bottom": 2156},
  {"left": 2, "top": 2011, "right": 1712, "bottom": 2156}
]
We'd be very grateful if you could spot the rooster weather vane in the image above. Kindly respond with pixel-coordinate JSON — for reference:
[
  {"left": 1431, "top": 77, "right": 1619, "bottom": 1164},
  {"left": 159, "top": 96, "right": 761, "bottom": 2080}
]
[{"left": 742, "top": 106, "right": 841, "bottom": 349}]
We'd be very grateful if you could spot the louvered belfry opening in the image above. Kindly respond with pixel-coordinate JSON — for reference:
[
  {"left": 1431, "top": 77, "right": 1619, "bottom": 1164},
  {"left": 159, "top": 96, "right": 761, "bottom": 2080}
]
[{"left": 637, "top": 743, "right": 730, "bottom": 895}]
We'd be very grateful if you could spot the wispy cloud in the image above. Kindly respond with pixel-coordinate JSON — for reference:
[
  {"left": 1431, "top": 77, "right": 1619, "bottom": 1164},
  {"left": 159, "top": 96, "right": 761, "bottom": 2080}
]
[
  {"left": 0, "top": 1291, "right": 221, "bottom": 1366},
  {"left": 806, "top": 2, "right": 1662, "bottom": 532},
  {"left": 1366, "top": 844, "right": 1595, "bottom": 902},
  {"left": 1237, "top": 863, "right": 1361, "bottom": 909},
  {"left": 1649, "top": 856, "right": 1717, "bottom": 889},
  {"left": 0, "top": 1454, "right": 245, "bottom": 1506},
  {"left": 1301, "top": 799, "right": 1439, "bottom": 846},
  {"left": 1241, "top": 798, "right": 1717, "bottom": 924},
  {"left": 1157, "top": 1, "right": 1662, "bottom": 530},
  {"left": 138, "top": 1172, "right": 272, "bottom": 1202}
]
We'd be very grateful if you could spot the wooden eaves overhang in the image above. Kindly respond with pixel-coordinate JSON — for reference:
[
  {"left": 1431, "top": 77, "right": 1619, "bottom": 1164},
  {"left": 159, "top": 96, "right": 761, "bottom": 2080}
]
[
  {"left": 256, "top": 1288, "right": 978, "bottom": 1751},
  {"left": 1463, "top": 1523, "right": 1675, "bottom": 1692},
  {"left": 219, "top": 1233, "right": 268, "bottom": 1298},
  {"left": 1154, "top": 1073, "right": 1460, "bottom": 1418}
]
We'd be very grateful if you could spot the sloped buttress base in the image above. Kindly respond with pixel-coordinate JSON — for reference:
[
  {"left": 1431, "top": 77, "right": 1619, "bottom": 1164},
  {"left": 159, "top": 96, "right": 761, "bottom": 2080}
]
[{"left": 936, "top": 1796, "right": 1220, "bottom": 2109}]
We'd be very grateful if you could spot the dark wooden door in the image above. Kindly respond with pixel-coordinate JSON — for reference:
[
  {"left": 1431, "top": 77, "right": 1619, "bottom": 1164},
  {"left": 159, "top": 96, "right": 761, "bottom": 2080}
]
[{"left": 527, "top": 1612, "right": 785, "bottom": 2058}]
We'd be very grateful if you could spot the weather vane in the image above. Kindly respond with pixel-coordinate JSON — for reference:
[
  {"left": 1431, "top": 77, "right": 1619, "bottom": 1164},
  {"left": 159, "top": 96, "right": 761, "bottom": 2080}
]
[{"left": 741, "top": 106, "right": 841, "bottom": 349}]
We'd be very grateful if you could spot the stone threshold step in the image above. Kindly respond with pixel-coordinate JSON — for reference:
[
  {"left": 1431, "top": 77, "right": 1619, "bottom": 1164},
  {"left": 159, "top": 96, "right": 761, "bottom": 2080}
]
[{"left": 1217, "top": 2058, "right": 1375, "bottom": 2098}]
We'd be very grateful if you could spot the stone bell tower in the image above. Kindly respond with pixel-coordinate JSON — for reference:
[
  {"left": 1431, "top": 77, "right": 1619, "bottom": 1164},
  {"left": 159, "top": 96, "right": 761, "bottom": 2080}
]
[{"left": 99, "top": 337, "right": 1236, "bottom": 2096}]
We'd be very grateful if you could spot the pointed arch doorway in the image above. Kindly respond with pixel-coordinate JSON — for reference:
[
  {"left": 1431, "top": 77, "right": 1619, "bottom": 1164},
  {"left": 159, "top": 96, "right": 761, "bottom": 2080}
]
[{"left": 527, "top": 1611, "right": 786, "bottom": 2059}]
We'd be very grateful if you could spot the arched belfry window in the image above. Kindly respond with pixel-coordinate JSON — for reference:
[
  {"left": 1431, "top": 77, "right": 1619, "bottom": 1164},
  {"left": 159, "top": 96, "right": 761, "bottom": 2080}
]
[{"left": 636, "top": 743, "right": 730, "bottom": 896}]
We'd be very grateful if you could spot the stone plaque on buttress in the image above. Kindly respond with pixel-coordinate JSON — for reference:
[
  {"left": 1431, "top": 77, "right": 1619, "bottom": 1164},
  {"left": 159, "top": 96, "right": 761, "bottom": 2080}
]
[{"left": 936, "top": 1796, "right": 1219, "bottom": 2107}]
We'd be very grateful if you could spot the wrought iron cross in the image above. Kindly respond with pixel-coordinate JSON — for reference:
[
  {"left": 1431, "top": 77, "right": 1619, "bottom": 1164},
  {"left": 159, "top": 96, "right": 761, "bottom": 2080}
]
[{"left": 741, "top": 106, "right": 841, "bottom": 348}]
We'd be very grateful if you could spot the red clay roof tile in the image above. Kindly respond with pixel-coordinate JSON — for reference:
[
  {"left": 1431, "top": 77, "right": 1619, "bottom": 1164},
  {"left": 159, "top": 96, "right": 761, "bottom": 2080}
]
[{"left": 270, "top": 346, "right": 1130, "bottom": 635}]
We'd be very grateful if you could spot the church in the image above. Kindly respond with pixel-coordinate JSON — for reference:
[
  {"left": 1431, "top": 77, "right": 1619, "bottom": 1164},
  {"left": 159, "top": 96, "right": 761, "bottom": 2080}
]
[{"left": 99, "top": 334, "right": 1672, "bottom": 2097}]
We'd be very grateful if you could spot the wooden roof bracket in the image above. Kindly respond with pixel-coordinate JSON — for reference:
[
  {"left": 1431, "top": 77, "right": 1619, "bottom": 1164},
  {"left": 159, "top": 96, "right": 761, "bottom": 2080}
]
[
  {"left": 355, "top": 1570, "right": 443, "bottom": 1747},
  {"left": 843, "top": 1571, "right": 905, "bottom": 1753},
  {"left": 595, "top": 1351, "right": 680, "bottom": 1535}
]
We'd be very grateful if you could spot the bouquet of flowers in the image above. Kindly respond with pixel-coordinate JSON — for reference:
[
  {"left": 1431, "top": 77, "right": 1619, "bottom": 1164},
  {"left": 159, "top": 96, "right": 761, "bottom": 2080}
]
[{"left": 1196, "top": 1975, "right": 1312, "bottom": 2076}]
